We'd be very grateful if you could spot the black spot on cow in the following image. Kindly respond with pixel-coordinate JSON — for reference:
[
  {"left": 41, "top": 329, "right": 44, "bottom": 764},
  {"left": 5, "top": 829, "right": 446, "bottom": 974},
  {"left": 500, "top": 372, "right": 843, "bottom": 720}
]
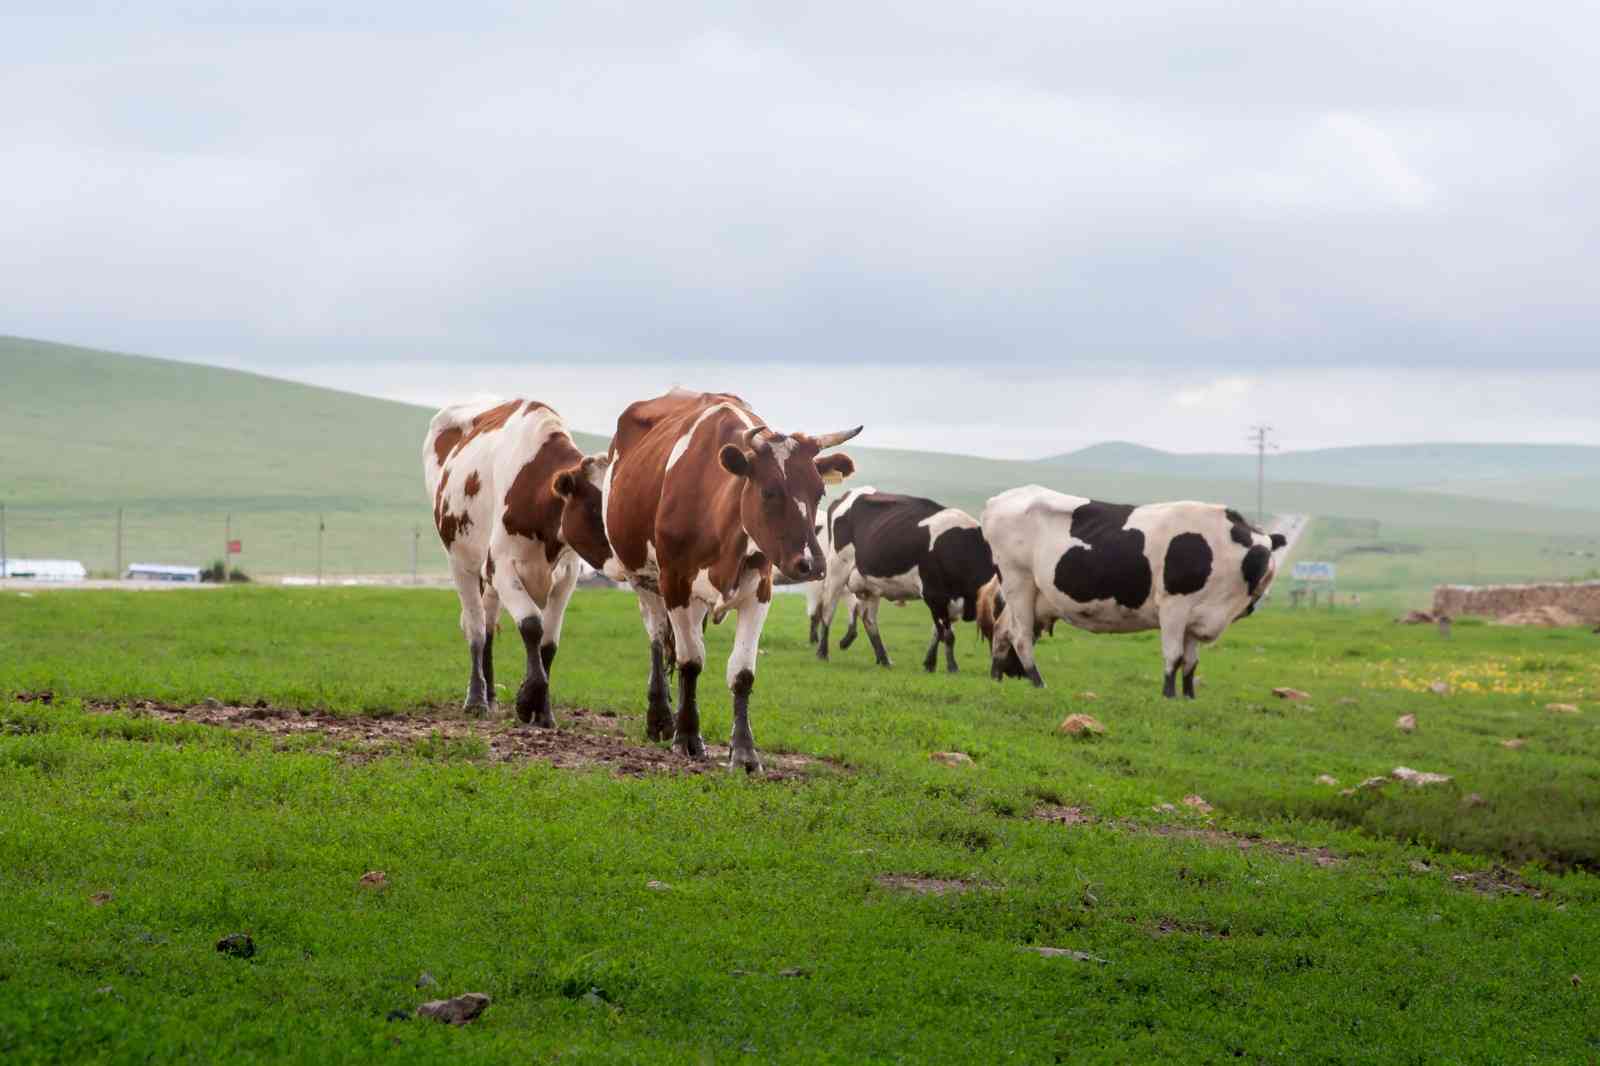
[
  {"left": 1225, "top": 509, "right": 1255, "bottom": 549},
  {"left": 1241, "top": 544, "right": 1271, "bottom": 596},
  {"left": 1162, "top": 532, "right": 1213, "bottom": 596},
  {"left": 1053, "top": 501, "right": 1152, "bottom": 609},
  {"left": 1270, "top": 532, "right": 1287, "bottom": 550},
  {"left": 838, "top": 493, "right": 939, "bottom": 579}
]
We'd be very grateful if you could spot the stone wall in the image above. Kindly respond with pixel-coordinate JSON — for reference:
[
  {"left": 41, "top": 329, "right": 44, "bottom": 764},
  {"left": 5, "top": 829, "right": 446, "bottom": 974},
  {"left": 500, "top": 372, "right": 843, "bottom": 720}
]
[{"left": 1432, "top": 580, "right": 1600, "bottom": 622}]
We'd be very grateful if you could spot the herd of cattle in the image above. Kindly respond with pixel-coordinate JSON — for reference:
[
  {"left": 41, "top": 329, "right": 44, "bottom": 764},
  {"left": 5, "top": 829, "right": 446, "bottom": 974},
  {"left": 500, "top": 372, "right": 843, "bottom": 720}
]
[{"left": 425, "top": 389, "right": 1289, "bottom": 772}]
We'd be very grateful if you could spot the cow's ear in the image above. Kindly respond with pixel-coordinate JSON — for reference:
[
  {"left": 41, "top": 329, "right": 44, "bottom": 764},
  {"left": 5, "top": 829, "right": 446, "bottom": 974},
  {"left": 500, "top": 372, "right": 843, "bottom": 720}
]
[
  {"left": 1270, "top": 532, "right": 1288, "bottom": 550},
  {"left": 581, "top": 452, "right": 612, "bottom": 481},
  {"left": 815, "top": 452, "right": 855, "bottom": 486},
  {"left": 552, "top": 467, "right": 581, "bottom": 498},
  {"left": 720, "top": 445, "right": 753, "bottom": 477}
]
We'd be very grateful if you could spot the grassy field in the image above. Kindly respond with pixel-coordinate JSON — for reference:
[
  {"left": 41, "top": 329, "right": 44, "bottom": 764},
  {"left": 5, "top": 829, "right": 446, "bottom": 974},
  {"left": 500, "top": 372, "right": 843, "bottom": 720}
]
[
  {"left": 3, "top": 587, "right": 1598, "bottom": 1062},
  {"left": 5, "top": 335, "right": 1600, "bottom": 600}
]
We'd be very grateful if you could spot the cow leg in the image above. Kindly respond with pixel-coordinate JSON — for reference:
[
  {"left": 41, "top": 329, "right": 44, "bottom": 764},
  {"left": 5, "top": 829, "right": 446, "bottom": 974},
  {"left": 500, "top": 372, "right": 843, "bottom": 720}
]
[
  {"left": 523, "top": 559, "right": 579, "bottom": 726},
  {"left": 480, "top": 578, "right": 501, "bottom": 712},
  {"left": 996, "top": 584, "right": 1044, "bottom": 687},
  {"left": 839, "top": 595, "right": 861, "bottom": 649},
  {"left": 814, "top": 565, "right": 849, "bottom": 661},
  {"left": 944, "top": 623, "right": 959, "bottom": 674},
  {"left": 449, "top": 559, "right": 492, "bottom": 715},
  {"left": 1160, "top": 616, "right": 1188, "bottom": 700},
  {"left": 636, "top": 590, "right": 676, "bottom": 741},
  {"left": 666, "top": 586, "right": 710, "bottom": 759},
  {"left": 491, "top": 555, "right": 558, "bottom": 727},
  {"left": 1181, "top": 633, "right": 1201, "bottom": 700},
  {"left": 725, "top": 584, "right": 770, "bottom": 773},
  {"left": 861, "top": 598, "right": 892, "bottom": 668},
  {"left": 922, "top": 623, "right": 942, "bottom": 673}
]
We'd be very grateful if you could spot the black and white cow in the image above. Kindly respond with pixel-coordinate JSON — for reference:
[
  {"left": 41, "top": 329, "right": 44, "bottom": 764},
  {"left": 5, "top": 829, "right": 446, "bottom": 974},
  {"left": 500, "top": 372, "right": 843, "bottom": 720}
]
[
  {"left": 805, "top": 504, "right": 858, "bottom": 646},
  {"left": 812, "top": 487, "right": 997, "bottom": 672},
  {"left": 980, "top": 485, "right": 1287, "bottom": 697}
]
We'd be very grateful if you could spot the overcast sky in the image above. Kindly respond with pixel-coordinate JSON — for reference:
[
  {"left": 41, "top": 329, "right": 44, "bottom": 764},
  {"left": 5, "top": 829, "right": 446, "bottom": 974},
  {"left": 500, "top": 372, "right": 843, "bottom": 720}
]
[{"left": 4, "top": 2, "right": 1598, "bottom": 455}]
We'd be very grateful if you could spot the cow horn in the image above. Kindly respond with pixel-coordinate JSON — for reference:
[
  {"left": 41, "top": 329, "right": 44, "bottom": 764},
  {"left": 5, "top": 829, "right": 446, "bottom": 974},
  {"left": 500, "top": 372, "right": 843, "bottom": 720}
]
[
  {"left": 810, "top": 426, "right": 862, "bottom": 450},
  {"left": 744, "top": 425, "right": 769, "bottom": 447}
]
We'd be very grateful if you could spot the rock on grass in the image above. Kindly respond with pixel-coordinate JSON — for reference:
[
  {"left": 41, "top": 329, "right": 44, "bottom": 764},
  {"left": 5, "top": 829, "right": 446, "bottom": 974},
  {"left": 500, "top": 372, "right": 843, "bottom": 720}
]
[
  {"left": 1392, "top": 766, "right": 1452, "bottom": 787},
  {"left": 1024, "top": 946, "right": 1108, "bottom": 963},
  {"left": 1181, "top": 795, "right": 1213, "bottom": 814},
  {"left": 359, "top": 870, "right": 387, "bottom": 889},
  {"left": 1546, "top": 703, "right": 1581, "bottom": 715},
  {"left": 1396, "top": 714, "right": 1416, "bottom": 733},
  {"left": 930, "top": 751, "right": 974, "bottom": 766},
  {"left": 1058, "top": 714, "right": 1105, "bottom": 737},
  {"left": 1315, "top": 774, "right": 1340, "bottom": 786},
  {"left": 1272, "top": 687, "right": 1310, "bottom": 700},
  {"left": 417, "top": 992, "right": 491, "bottom": 1025}
]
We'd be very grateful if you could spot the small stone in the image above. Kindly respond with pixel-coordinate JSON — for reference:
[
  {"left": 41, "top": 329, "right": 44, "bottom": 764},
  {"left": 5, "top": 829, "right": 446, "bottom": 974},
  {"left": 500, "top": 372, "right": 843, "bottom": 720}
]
[
  {"left": 930, "top": 751, "right": 974, "bottom": 766},
  {"left": 89, "top": 891, "right": 113, "bottom": 907},
  {"left": 1057, "top": 714, "right": 1105, "bottom": 737},
  {"left": 1024, "top": 946, "right": 1108, "bottom": 964},
  {"left": 359, "top": 870, "right": 388, "bottom": 889},
  {"left": 417, "top": 992, "right": 491, "bottom": 1026},
  {"left": 415, "top": 971, "right": 437, "bottom": 989},
  {"left": 216, "top": 933, "right": 255, "bottom": 959},
  {"left": 1077, "top": 692, "right": 1098, "bottom": 701},
  {"left": 1181, "top": 794, "right": 1213, "bottom": 814},
  {"left": 1272, "top": 687, "right": 1310, "bottom": 700},
  {"left": 1396, "top": 714, "right": 1416, "bottom": 733},
  {"left": 1546, "top": 703, "right": 1580, "bottom": 715},
  {"left": 1315, "top": 774, "right": 1340, "bottom": 786},
  {"left": 645, "top": 880, "right": 671, "bottom": 891},
  {"left": 1573, "top": 974, "right": 1582, "bottom": 988},
  {"left": 1500, "top": 738, "right": 1526, "bottom": 750},
  {"left": 1392, "top": 766, "right": 1452, "bottom": 787},
  {"left": 777, "top": 967, "right": 811, "bottom": 978},
  {"left": 95, "top": 986, "right": 115, "bottom": 996},
  {"left": 201, "top": 697, "right": 224, "bottom": 709},
  {"left": 1153, "top": 802, "right": 1177, "bottom": 813},
  {"left": 1429, "top": 681, "right": 1450, "bottom": 695}
]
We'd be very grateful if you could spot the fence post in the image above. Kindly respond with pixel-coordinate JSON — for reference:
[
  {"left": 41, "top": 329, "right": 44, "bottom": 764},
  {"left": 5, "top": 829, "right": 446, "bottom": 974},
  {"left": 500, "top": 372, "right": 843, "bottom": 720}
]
[
  {"left": 224, "top": 513, "right": 231, "bottom": 582},
  {"left": 1, "top": 503, "right": 6, "bottom": 579},
  {"left": 317, "top": 514, "right": 325, "bottom": 586},
  {"left": 115, "top": 507, "right": 124, "bottom": 579}
]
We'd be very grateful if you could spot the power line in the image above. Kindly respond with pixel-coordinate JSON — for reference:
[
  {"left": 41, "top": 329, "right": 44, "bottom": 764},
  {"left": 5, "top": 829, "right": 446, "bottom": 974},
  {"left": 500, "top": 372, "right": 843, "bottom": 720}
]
[{"left": 1247, "top": 425, "right": 1278, "bottom": 525}]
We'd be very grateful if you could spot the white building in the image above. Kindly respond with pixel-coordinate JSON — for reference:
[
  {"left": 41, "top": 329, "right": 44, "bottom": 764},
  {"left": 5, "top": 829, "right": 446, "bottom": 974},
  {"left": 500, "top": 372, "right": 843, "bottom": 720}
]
[{"left": 1, "top": 558, "right": 88, "bottom": 581}]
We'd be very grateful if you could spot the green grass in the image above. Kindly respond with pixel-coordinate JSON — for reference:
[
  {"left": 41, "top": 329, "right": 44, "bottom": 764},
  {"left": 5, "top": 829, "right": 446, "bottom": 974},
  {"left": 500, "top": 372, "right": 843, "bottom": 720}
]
[
  {"left": 3, "top": 588, "right": 1598, "bottom": 1062},
  {"left": 6, "top": 335, "right": 1600, "bottom": 600}
]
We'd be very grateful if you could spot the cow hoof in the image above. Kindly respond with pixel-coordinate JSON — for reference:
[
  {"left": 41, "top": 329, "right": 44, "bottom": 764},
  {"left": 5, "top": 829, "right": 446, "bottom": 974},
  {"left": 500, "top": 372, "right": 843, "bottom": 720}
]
[
  {"left": 922, "top": 659, "right": 937, "bottom": 673},
  {"left": 990, "top": 661, "right": 1004, "bottom": 682},
  {"left": 532, "top": 710, "right": 557, "bottom": 729},
  {"left": 672, "top": 734, "right": 706, "bottom": 760},
  {"left": 946, "top": 664, "right": 959, "bottom": 675},
  {"left": 645, "top": 705, "right": 674, "bottom": 742},
  {"left": 815, "top": 648, "right": 829, "bottom": 662},
  {"left": 876, "top": 658, "right": 893, "bottom": 669},
  {"left": 727, "top": 749, "right": 764, "bottom": 775},
  {"left": 1026, "top": 667, "right": 1045, "bottom": 689},
  {"left": 839, "top": 631, "right": 858, "bottom": 650},
  {"left": 464, "top": 700, "right": 491, "bottom": 718}
]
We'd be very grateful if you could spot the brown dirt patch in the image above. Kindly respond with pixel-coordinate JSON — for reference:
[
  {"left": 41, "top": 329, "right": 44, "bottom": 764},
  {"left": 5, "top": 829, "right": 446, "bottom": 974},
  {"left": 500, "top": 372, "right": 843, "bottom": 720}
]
[
  {"left": 875, "top": 875, "right": 989, "bottom": 896},
  {"left": 1447, "top": 866, "right": 1546, "bottom": 899},
  {"left": 84, "top": 700, "right": 821, "bottom": 780},
  {"left": 1029, "top": 804, "right": 1342, "bottom": 867}
]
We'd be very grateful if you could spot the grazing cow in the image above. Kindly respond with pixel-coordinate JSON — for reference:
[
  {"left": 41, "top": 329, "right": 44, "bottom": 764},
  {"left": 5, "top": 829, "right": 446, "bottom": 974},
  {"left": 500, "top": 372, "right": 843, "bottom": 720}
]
[
  {"left": 805, "top": 505, "right": 859, "bottom": 646},
  {"left": 812, "top": 488, "right": 997, "bottom": 672},
  {"left": 980, "top": 485, "right": 1287, "bottom": 696},
  {"left": 601, "top": 389, "right": 859, "bottom": 771},
  {"left": 423, "top": 399, "right": 612, "bottom": 724}
]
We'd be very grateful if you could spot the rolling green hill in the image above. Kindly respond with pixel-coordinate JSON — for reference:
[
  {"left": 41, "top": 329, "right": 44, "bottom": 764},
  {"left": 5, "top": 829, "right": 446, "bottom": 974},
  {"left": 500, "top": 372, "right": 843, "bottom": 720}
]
[
  {"left": 1047, "top": 440, "right": 1600, "bottom": 508},
  {"left": 3, "top": 335, "right": 1596, "bottom": 604}
]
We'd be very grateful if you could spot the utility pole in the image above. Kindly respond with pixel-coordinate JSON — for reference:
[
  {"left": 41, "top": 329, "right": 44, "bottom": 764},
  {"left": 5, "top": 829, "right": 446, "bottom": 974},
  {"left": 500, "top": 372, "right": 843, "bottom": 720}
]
[
  {"left": 317, "top": 514, "right": 325, "bottom": 586},
  {"left": 411, "top": 524, "right": 420, "bottom": 585},
  {"left": 1, "top": 503, "right": 7, "bottom": 580},
  {"left": 115, "top": 507, "right": 124, "bottom": 579},
  {"left": 1247, "top": 425, "right": 1276, "bottom": 525},
  {"left": 224, "top": 513, "right": 231, "bottom": 582}
]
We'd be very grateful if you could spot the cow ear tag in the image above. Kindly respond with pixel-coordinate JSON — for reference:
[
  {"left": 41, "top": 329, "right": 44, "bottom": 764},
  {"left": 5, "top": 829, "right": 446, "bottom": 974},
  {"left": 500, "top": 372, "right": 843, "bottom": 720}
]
[{"left": 821, "top": 469, "right": 845, "bottom": 486}]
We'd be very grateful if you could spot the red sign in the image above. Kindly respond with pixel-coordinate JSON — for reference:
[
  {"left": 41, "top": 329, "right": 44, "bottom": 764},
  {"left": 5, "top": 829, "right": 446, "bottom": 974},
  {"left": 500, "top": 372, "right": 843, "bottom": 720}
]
[{"left": 227, "top": 540, "right": 242, "bottom": 554}]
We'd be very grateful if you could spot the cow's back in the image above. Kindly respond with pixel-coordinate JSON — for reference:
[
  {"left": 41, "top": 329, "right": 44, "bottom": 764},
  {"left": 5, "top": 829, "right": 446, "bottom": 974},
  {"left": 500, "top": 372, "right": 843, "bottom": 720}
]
[
  {"left": 836, "top": 492, "right": 943, "bottom": 579},
  {"left": 605, "top": 389, "right": 758, "bottom": 575}
]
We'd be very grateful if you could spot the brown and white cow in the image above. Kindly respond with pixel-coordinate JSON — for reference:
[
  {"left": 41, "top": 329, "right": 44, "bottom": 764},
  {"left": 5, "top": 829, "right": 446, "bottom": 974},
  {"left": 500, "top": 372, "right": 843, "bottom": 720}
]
[
  {"left": 423, "top": 398, "right": 612, "bottom": 724},
  {"left": 600, "top": 388, "right": 859, "bottom": 772}
]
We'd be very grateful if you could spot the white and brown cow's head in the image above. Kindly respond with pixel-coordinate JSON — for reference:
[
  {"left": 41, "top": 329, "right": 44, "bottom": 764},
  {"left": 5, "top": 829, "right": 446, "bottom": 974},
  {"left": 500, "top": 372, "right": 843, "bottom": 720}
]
[
  {"left": 552, "top": 452, "right": 614, "bottom": 571},
  {"left": 719, "top": 426, "right": 859, "bottom": 582}
]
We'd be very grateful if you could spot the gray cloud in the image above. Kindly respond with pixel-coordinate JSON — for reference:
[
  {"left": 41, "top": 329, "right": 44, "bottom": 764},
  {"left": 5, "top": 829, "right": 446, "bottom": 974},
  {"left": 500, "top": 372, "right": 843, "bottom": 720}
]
[{"left": 3, "top": 2, "right": 1598, "bottom": 371}]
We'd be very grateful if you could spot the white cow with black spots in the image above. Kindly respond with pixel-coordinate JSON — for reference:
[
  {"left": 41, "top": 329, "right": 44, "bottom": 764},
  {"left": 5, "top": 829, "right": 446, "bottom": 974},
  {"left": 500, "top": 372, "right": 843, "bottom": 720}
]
[{"left": 980, "top": 484, "right": 1287, "bottom": 697}]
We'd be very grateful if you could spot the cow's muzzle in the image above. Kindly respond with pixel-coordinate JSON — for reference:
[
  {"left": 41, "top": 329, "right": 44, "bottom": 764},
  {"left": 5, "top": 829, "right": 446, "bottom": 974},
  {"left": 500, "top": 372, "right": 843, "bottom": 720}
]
[{"left": 785, "top": 555, "right": 823, "bottom": 582}]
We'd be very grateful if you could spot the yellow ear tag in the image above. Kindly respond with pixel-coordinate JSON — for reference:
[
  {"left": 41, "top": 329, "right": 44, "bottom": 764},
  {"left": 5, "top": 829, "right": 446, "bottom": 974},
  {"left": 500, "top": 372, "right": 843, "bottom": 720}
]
[{"left": 821, "top": 470, "right": 845, "bottom": 486}]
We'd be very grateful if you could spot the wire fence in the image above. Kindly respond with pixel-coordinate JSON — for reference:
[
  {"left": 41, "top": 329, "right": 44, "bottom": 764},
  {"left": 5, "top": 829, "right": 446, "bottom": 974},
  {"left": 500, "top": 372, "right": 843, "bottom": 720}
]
[{"left": 0, "top": 503, "right": 453, "bottom": 583}]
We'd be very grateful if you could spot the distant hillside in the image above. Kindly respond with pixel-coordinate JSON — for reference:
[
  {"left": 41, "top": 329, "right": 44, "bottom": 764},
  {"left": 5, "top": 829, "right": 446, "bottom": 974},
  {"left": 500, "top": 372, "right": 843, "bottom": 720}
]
[
  {"left": 1046, "top": 441, "right": 1600, "bottom": 509},
  {"left": 3, "top": 335, "right": 1596, "bottom": 604}
]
